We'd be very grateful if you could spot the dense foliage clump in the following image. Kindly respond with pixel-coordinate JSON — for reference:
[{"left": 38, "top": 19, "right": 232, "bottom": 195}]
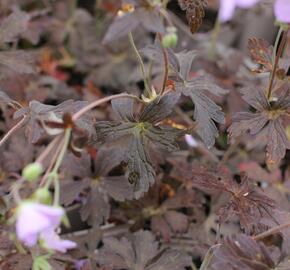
[{"left": 0, "top": 0, "right": 290, "bottom": 269}]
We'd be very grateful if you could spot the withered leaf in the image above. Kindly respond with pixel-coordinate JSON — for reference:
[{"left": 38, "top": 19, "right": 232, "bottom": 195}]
[
  {"left": 97, "top": 230, "right": 191, "bottom": 270},
  {"left": 247, "top": 38, "right": 273, "bottom": 73},
  {"left": 228, "top": 84, "right": 290, "bottom": 164},
  {"left": 178, "top": 0, "right": 207, "bottom": 34},
  {"left": 191, "top": 170, "right": 275, "bottom": 234},
  {"left": 95, "top": 92, "right": 183, "bottom": 198}
]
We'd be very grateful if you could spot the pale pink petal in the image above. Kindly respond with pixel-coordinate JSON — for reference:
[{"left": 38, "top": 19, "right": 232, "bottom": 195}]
[
  {"left": 33, "top": 204, "right": 64, "bottom": 227},
  {"left": 219, "top": 0, "right": 260, "bottom": 22},
  {"left": 16, "top": 202, "right": 64, "bottom": 247},
  {"left": 275, "top": 0, "right": 290, "bottom": 23},
  {"left": 16, "top": 203, "right": 51, "bottom": 246},
  {"left": 41, "top": 230, "right": 77, "bottom": 253},
  {"left": 218, "top": 0, "right": 237, "bottom": 22}
]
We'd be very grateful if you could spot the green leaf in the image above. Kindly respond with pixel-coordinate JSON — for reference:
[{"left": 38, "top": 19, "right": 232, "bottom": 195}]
[{"left": 32, "top": 256, "right": 52, "bottom": 270}]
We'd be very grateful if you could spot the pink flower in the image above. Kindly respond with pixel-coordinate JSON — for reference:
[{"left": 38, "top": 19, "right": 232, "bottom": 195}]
[
  {"left": 16, "top": 202, "right": 64, "bottom": 246},
  {"left": 218, "top": 0, "right": 260, "bottom": 22},
  {"left": 40, "top": 229, "right": 76, "bottom": 253},
  {"left": 275, "top": 0, "right": 290, "bottom": 23}
]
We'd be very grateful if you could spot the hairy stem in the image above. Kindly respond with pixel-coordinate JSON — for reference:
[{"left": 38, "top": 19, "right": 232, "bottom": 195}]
[
  {"left": 39, "top": 136, "right": 65, "bottom": 187},
  {"left": 52, "top": 128, "right": 71, "bottom": 174},
  {"left": 36, "top": 135, "right": 62, "bottom": 165},
  {"left": 272, "top": 26, "right": 283, "bottom": 64},
  {"left": 158, "top": 33, "right": 169, "bottom": 95},
  {"left": 72, "top": 93, "right": 140, "bottom": 121},
  {"left": 267, "top": 28, "right": 289, "bottom": 99},
  {"left": 159, "top": 8, "right": 173, "bottom": 26},
  {"left": 209, "top": 17, "right": 221, "bottom": 59},
  {"left": 128, "top": 32, "right": 151, "bottom": 96},
  {"left": 11, "top": 177, "right": 25, "bottom": 204},
  {"left": 200, "top": 244, "right": 221, "bottom": 270},
  {"left": 0, "top": 117, "right": 26, "bottom": 148},
  {"left": 45, "top": 128, "right": 71, "bottom": 206}
]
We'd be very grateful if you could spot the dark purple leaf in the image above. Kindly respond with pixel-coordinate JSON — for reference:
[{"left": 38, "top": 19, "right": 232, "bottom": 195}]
[{"left": 0, "top": 10, "right": 30, "bottom": 44}]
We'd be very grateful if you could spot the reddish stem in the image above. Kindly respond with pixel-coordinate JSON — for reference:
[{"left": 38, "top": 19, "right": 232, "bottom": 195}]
[
  {"left": 35, "top": 135, "right": 62, "bottom": 165},
  {"left": 253, "top": 222, "right": 290, "bottom": 241},
  {"left": 267, "top": 29, "right": 289, "bottom": 99},
  {"left": 0, "top": 117, "right": 26, "bottom": 148},
  {"left": 72, "top": 93, "right": 139, "bottom": 121},
  {"left": 158, "top": 33, "right": 169, "bottom": 96}
]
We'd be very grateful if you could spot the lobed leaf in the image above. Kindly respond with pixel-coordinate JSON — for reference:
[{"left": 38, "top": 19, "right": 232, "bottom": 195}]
[
  {"left": 211, "top": 234, "right": 276, "bottom": 270},
  {"left": 95, "top": 93, "right": 182, "bottom": 198},
  {"left": 170, "top": 51, "right": 227, "bottom": 148},
  {"left": 97, "top": 230, "right": 191, "bottom": 270},
  {"left": 0, "top": 50, "right": 37, "bottom": 74},
  {"left": 0, "top": 10, "right": 30, "bottom": 44},
  {"left": 103, "top": 6, "right": 164, "bottom": 44},
  {"left": 229, "top": 86, "right": 290, "bottom": 164}
]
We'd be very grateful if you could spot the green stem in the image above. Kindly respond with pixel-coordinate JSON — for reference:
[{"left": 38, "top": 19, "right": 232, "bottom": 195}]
[
  {"left": 272, "top": 26, "right": 283, "bottom": 64},
  {"left": 162, "top": 0, "right": 169, "bottom": 8},
  {"left": 199, "top": 244, "right": 221, "bottom": 270},
  {"left": 39, "top": 136, "right": 65, "bottom": 187},
  {"left": 45, "top": 128, "right": 71, "bottom": 206},
  {"left": 69, "top": 0, "right": 77, "bottom": 16},
  {"left": 11, "top": 178, "right": 25, "bottom": 204},
  {"left": 128, "top": 32, "right": 151, "bottom": 97},
  {"left": 52, "top": 173, "right": 60, "bottom": 206},
  {"left": 51, "top": 128, "right": 71, "bottom": 174},
  {"left": 209, "top": 17, "right": 221, "bottom": 59}
]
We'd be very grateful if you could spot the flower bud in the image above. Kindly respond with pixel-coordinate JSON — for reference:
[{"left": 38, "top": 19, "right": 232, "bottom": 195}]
[
  {"left": 162, "top": 33, "right": 178, "bottom": 48},
  {"left": 22, "top": 163, "right": 43, "bottom": 182},
  {"left": 33, "top": 188, "right": 51, "bottom": 204},
  {"left": 162, "top": 27, "right": 178, "bottom": 48}
]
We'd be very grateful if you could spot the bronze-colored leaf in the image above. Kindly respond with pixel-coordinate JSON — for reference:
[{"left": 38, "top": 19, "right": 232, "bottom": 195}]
[{"left": 178, "top": 0, "right": 207, "bottom": 34}]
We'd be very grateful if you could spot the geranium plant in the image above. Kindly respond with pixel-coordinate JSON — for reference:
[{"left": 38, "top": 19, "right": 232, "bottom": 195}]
[{"left": 0, "top": 1, "right": 289, "bottom": 269}]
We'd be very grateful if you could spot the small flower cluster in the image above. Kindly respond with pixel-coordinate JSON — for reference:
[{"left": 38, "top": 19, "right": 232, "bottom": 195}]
[
  {"left": 16, "top": 202, "right": 76, "bottom": 253},
  {"left": 13, "top": 162, "right": 76, "bottom": 256}
]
